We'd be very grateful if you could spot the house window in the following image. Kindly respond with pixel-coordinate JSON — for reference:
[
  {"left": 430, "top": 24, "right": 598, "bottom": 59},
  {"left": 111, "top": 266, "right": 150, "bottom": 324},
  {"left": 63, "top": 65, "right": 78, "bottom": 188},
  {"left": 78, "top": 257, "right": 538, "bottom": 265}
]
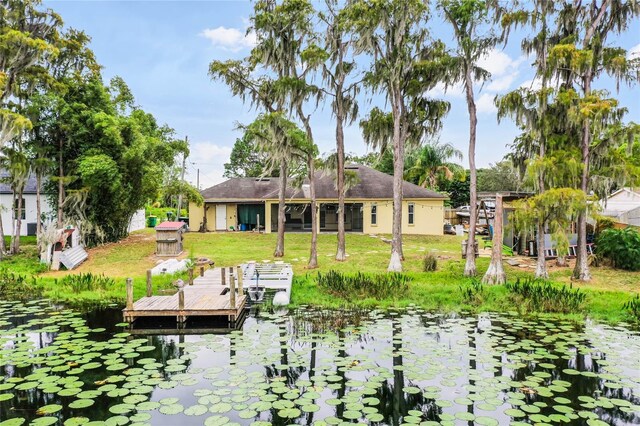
[
  {"left": 14, "top": 198, "right": 26, "bottom": 220},
  {"left": 371, "top": 204, "right": 377, "bottom": 225},
  {"left": 408, "top": 203, "right": 415, "bottom": 225}
]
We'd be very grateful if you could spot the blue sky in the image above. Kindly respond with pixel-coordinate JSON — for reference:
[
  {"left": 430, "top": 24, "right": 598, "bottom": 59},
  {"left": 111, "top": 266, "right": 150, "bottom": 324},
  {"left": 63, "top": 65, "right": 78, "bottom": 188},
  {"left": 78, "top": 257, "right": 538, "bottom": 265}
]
[{"left": 46, "top": 1, "right": 639, "bottom": 189}]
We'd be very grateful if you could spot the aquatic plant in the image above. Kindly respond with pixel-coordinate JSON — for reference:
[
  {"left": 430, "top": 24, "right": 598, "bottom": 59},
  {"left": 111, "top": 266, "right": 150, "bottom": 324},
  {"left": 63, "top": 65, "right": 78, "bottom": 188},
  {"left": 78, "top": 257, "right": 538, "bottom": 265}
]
[
  {"left": 0, "top": 270, "right": 43, "bottom": 299},
  {"left": 422, "top": 253, "right": 438, "bottom": 272},
  {"left": 623, "top": 294, "right": 640, "bottom": 322},
  {"left": 316, "top": 270, "right": 410, "bottom": 300},
  {"left": 56, "top": 273, "right": 117, "bottom": 294},
  {"left": 596, "top": 227, "right": 640, "bottom": 271},
  {"left": 505, "top": 277, "right": 586, "bottom": 314},
  {"left": 459, "top": 279, "right": 484, "bottom": 304}
]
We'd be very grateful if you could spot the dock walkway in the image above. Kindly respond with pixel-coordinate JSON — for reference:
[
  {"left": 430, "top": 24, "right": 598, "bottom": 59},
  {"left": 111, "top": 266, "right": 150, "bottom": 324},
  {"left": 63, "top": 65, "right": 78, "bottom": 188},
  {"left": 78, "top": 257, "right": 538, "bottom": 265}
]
[{"left": 123, "top": 266, "right": 246, "bottom": 326}]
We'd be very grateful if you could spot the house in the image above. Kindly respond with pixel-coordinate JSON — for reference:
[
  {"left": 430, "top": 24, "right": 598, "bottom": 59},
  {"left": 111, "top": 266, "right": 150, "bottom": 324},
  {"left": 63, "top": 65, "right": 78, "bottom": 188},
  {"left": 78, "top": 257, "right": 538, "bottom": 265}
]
[
  {"left": 0, "top": 172, "right": 53, "bottom": 236},
  {"left": 601, "top": 187, "right": 640, "bottom": 227},
  {"left": 189, "top": 164, "right": 447, "bottom": 235}
]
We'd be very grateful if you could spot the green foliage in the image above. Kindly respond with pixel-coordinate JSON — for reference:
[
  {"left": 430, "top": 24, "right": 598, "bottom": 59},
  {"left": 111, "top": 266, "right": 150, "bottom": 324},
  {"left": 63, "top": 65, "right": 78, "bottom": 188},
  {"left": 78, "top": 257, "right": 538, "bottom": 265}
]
[
  {"left": 422, "top": 253, "right": 437, "bottom": 272},
  {"left": 437, "top": 173, "right": 469, "bottom": 208},
  {"left": 224, "top": 133, "right": 275, "bottom": 178},
  {"left": 0, "top": 270, "right": 43, "bottom": 300},
  {"left": 596, "top": 227, "right": 640, "bottom": 271},
  {"left": 477, "top": 161, "right": 522, "bottom": 192},
  {"left": 55, "top": 273, "right": 116, "bottom": 294},
  {"left": 505, "top": 278, "right": 586, "bottom": 314},
  {"left": 316, "top": 270, "right": 410, "bottom": 300},
  {"left": 145, "top": 206, "right": 187, "bottom": 221},
  {"left": 623, "top": 294, "right": 640, "bottom": 322},
  {"left": 459, "top": 279, "right": 484, "bottom": 304}
]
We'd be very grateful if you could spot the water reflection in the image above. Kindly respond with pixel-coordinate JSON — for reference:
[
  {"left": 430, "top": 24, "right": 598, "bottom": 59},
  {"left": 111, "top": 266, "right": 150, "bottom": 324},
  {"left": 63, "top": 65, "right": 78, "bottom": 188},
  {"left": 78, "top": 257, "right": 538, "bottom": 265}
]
[{"left": 0, "top": 301, "right": 639, "bottom": 425}]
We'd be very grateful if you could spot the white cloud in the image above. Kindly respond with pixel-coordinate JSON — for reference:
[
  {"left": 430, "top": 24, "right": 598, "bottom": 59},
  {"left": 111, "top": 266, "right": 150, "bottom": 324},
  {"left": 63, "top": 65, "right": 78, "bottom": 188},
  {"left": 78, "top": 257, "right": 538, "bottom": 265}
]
[
  {"left": 518, "top": 77, "right": 543, "bottom": 91},
  {"left": 200, "top": 26, "right": 256, "bottom": 52},
  {"left": 428, "top": 81, "right": 465, "bottom": 98},
  {"left": 189, "top": 141, "right": 233, "bottom": 189},
  {"left": 476, "top": 93, "right": 497, "bottom": 114},
  {"left": 628, "top": 43, "right": 640, "bottom": 59},
  {"left": 478, "top": 49, "right": 526, "bottom": 93}
]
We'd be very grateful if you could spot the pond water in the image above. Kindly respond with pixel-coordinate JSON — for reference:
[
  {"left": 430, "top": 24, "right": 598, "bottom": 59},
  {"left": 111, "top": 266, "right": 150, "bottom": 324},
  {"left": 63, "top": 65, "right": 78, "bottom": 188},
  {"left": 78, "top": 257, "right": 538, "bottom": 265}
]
[{"left": 1, "top": 300, "right": 639, "bottom": 426}]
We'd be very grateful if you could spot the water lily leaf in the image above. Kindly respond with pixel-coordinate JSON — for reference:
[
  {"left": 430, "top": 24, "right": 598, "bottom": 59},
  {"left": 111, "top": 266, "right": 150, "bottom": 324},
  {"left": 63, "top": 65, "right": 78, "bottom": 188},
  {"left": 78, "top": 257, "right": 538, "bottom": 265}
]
[
  {"left": 69, "top": 399, "right": 95, "bottom": 409},
  {"left": 37, "top": 404, "right": 63, "bottom": 415},
  {"left": 184, "top": 405, "right": 208, "bottom": 416}
]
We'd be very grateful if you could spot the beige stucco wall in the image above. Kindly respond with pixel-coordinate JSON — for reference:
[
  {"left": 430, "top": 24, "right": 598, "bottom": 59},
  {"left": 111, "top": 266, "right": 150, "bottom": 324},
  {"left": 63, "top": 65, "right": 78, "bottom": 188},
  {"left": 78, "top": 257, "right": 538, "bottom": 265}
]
[
  {"left": 189, "top": 202, "right": 203, "bottom": 231},
  {"left": 189, "top": 202, "right": 235, "bottom": 232},
  {"left": 362, "top": 199, "right": 443, "bottom": 235},
  {"left": 226, "top": 204, "right": 237, "bottom": 230}
]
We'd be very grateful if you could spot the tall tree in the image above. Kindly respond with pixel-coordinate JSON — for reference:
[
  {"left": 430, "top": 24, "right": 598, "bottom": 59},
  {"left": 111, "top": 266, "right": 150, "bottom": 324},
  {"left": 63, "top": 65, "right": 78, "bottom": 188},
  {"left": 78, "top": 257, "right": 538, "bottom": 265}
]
[
  {"left": 1, "top": 145, "right": 29, "bottom": 254},
  {"left": 223, "top": 133, "right": 274, "bottom": 178},
  {"left": 251, "top": 0, "right": 324, "bottom": 268},
  {"left": 548, "top": 0, "right": 640, "bottom": 281},
  {"left": 438, "top": 0, "right": 497, "bottom": 277},
  {"left": 320, "top": 0, "right": 360, "bottom": 262},
  {"left": 350, "top": 0, "right": 449, "bottom": 272}
]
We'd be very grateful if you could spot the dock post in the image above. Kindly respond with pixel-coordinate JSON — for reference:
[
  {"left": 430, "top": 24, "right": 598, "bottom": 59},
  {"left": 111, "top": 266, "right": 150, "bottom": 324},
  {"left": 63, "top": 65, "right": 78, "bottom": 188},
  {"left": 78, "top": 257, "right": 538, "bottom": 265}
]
[
  {"left": 178, "top": 281, "right": 185, "bottom": 324},
  {"left": 229, "top": 272, "right": 236, "bottom": 309},
  {"left": 188, "top": 267, "right": 194, "bottom": 285},
  {"left": 236, "top": 265, "right": 243, "bottom": 295},
  {"left": 200, "top": 266, "right": 205, "bottom": 277},
  {"left": 221, "top": 267, "right": 226, "bottom": 286},
  {"left": 146, "top": 270, "right": 153, "bottom": 297},
  {"left": 126, "top": 278, "right": 133, "bottom": 310}
]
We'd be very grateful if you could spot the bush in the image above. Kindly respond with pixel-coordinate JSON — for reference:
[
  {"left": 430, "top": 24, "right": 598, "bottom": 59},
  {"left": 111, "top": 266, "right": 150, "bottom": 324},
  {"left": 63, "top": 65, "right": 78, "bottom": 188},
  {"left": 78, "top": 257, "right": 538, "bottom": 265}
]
[
  {"left": 623, "top": 294, "right": 640, "bottom": 322},
  {"left": 145, "top": 205, "right": 187, "bottom": 221},
  {"left": 56, "top": 273, "right": 116, "bottom": 294},
  {"left": 596, "top": 227, "right": 640, "bottom": 271},
  {"left": 505, "top": 277, "right": 586, "bottom": 314},
  {"left": 459, "top": 280, "right": 484, "bottom": 305},
  {"left": 0, "top": 271, "right": 43, "bottom": 300},
  {"left": 316, "top": 270, "right": 410, "bottom": 300},
  {"left": 423, "top": 253, "right": 437, "bottom": 272}
]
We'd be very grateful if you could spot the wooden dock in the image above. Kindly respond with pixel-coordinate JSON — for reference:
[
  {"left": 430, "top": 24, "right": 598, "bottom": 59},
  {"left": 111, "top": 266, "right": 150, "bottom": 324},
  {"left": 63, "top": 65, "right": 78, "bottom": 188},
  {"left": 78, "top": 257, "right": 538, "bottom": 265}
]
[{"left": 123, "top": 265, "right": 247, "bottom": 326}]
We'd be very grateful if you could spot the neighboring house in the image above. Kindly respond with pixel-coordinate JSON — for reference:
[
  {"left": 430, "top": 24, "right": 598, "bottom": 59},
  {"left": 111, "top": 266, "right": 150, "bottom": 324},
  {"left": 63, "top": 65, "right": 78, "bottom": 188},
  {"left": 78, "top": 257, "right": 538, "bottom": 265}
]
[
  {"left": 0, "top": 172, "right": 53, "bottom": 236},
  {"left": 189, "top": 164, "right": 447, "bottom": 235},
  {"left": 601, "top": 187, "right": 640, "bottom": 227}
]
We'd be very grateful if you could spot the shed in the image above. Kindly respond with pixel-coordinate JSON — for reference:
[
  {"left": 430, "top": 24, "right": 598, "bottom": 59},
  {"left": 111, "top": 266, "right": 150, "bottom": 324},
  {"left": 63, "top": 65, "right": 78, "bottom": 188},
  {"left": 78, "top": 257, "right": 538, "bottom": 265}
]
[{"left": 155, "top": 221, "right": 184, "bottom": 256}]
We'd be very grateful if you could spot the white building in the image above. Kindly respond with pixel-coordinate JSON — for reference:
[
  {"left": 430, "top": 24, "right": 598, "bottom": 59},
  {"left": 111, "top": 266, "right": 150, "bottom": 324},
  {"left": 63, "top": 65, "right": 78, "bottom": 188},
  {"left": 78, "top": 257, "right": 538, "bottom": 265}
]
[
  {"left": 601, "top": 187, "right": 640, "bottom": 227},
  {"left": 0, "top": 173, "right": 54, "bottom": 236}
]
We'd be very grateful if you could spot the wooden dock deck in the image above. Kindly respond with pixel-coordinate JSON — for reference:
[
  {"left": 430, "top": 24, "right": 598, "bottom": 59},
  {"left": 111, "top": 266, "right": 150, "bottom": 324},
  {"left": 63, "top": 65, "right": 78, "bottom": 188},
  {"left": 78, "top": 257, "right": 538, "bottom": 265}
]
[{"left": 123, "top": 266, "right": 247, "bottom": 326}]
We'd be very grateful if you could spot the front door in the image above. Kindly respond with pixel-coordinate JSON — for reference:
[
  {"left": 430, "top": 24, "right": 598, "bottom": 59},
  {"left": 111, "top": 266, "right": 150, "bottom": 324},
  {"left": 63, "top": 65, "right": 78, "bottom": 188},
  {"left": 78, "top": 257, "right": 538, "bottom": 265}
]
[{"left": 216, "top": 204, "right": 227, "bottom": 231}]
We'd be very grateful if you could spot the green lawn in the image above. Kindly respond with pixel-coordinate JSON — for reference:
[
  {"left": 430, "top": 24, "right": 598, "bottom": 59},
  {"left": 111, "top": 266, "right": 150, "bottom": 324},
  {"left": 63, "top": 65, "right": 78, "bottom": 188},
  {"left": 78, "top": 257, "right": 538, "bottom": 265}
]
[{"left": 1, "top": 230, "right": 638, "bottom": 322}]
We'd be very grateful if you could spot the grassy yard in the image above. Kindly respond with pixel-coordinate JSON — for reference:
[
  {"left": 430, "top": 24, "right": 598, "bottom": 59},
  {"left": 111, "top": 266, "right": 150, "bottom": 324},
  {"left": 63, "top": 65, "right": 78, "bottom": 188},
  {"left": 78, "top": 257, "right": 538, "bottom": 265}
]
[{"left": 1, "top": 229, "right": 639, "bottom": 322}]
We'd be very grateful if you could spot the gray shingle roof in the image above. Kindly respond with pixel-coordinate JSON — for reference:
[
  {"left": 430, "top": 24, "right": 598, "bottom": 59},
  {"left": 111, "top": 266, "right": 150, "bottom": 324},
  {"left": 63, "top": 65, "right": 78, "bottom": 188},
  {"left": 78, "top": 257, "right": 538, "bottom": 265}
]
[
  {"left": 201, "top": 165, "right": 446, "bottom": 201},
  {"left": 0, "top": 171, "right": 41, "bottom": 194}
]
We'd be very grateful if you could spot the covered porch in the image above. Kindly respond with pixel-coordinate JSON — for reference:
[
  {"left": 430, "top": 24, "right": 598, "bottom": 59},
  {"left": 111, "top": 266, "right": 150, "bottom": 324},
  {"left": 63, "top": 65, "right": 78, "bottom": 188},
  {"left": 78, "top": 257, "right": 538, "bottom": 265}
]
[{"left": 268, "top": 202, "right": 364, "bottom": 233}]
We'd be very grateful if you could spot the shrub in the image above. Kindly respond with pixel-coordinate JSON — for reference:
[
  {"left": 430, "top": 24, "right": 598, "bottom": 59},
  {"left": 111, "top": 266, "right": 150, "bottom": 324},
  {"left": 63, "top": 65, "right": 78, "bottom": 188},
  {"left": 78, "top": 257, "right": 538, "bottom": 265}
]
[
  {"left": 623, "top": 294, "right": 640, "bottom": 322},
  {"left": 0, "top": 271, "right": 43, "bottom": 300},
  {"left": 596, "top": 227, "right": 640, "bottom": 271},
  {"left": 56, "top": 273, "right": 116, "bottom": 294},
  {"left": 505, "top": 277, "right": 586, "bottom": 314},
  {"left": 316, "top": 270, "right": 410, "bottom": 300},
  {"left": 422, "top": 253, "right": 437, "bottom": 272},
  {"left": 459, "top": 280, "right": 484, "bottom": 305}
]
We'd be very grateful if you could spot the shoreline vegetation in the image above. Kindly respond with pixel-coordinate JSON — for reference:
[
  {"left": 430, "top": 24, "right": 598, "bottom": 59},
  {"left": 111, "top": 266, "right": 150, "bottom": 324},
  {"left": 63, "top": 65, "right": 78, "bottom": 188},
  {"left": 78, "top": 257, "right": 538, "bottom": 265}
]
[{"left": 1, "top": 230, "right": 638, "bottom": 324}]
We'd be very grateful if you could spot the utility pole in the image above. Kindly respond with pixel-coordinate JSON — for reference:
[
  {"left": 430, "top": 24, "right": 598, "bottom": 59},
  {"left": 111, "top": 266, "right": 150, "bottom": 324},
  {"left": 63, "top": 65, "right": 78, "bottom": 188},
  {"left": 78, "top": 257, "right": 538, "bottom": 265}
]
[
  {"left": 197, "top": 168, "right": 200, "bottom": 191},
  {"left": 176, "top": 136, "right": 188, "bottom": 221}
]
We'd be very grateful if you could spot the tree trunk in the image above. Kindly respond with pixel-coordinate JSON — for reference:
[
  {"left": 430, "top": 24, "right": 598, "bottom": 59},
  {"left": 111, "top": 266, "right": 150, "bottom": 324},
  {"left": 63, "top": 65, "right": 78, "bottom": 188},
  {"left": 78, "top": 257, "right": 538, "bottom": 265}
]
[
  {"left": 482, "top": 194, "right": 506, "bottom": 284},
  {"left": 57, "top": 139, "right": 64, "bottom": 228},
  {"left": 274, "top": 162, "right": 287, "bottom": 257},
  {"left": 388, "top": 95, "right": 404, "bottom": 272},
  {"left": 335, "top": 108, "right": 346, "bottom": 262},
  {"left": 11, "top": 188, "right": 23, "bottom": 254},
  {"left": 464, "top": 74, "right": 478, "bottom": 277},
  {"left": 535, "top": 220, "right": 548, "bottom": 279},
  {"left": 573, "top": 75, "right": 592, "bottom": 281},
  {"left": 307, "top": 157, "right": 318, "bottom": 269}
]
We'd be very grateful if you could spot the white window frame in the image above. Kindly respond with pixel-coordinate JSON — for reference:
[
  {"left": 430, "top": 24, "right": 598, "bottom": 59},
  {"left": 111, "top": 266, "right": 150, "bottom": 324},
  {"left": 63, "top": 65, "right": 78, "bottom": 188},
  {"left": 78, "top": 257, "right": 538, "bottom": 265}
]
[
  {"left": 371, "top": 204, "right": 377, "bottom": 226},
  {"left": 408, "top": 202, "right": 415, "bottom": 225}
]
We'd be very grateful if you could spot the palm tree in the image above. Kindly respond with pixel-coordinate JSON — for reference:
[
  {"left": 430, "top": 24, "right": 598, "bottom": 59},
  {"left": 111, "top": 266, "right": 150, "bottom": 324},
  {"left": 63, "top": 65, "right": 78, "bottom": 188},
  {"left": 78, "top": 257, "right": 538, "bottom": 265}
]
[
  {"left": 404, "top": 141, "right": 463, "bottom": 189},
  {"left": 438, "top": 0, "right": 496, "bottom": 277}
]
